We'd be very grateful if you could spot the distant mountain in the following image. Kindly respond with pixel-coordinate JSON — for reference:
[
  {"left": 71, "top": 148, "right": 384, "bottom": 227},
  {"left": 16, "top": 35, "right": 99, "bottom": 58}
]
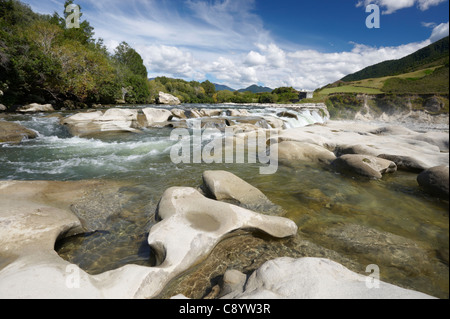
[
  {"left": 341, "top": 36, "right": 449, "bottom": 82},
  {"left": 214, "top": 83, "right": 236, "bottom": 91},
  {"left": 238, "top": 85, "right": 273, "bottom": 93}
]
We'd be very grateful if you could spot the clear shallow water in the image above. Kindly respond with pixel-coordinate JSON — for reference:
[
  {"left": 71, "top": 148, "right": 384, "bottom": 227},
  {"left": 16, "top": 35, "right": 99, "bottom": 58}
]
[{"left": 0, "top": 104, "right": 448, "bottom": 299}]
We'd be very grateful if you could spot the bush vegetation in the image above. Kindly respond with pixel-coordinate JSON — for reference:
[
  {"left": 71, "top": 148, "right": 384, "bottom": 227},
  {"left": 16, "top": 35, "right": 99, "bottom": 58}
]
[{"left": 0, "top": 0, "right": 150, "bottom": 109}]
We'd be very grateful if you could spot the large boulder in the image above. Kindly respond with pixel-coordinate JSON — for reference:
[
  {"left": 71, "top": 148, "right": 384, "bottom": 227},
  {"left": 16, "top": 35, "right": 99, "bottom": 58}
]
[
  {"left": 200, "top": 118, "right": 230, "bottom": 130},
  {"left": 62, "top": 109, "right": 140, "bottom": 137},
  {"left": 198, "top": 109, "right": 222, "bottom": 117},
  {"left": 332, "top": 154, "right": 397, "bottom": 179},
  {"left": 0, "top": 181, "right": 297, "bottom": 299},
  {"left": 0, "top": 181, "right": 103, "bottom": 299},
  {"left": 201, "top": 171, "right": 282, "bottom": 215},
  {"left": 18, "top": 103, "right": 55, "bottom": 113},
  {"left": 0, "top": 104, "right": 6, "bottom": 112},
  {"left": 414, "top": 132, "right": 449, "bottom": 153},
  {"left": 155, "top": 187, "right": 297, "bottom": 238},
  {"left": 377, "top": 154, "right": 428, "bottom": 173},
  {"left": 276, "top": 122, "right": 448, "bottom": 170},
  {"left": 0, "top": 121, "right": 37, "bottom": 144},
  {"left": 140, "top": 186, "right": 298, "bottom": 298},
  {"left": 171, "top": 108, "right": 187, "bottom": 119},
  {"left": 277, "top": 141, "right": 336, "bottom": 166},
  {"left": 142, "top": 108, "right": 174, "bottom": 127},
  {"left": 221, "top": 257, "right": 435, "bottom": 299},
  {"left": 417, "top": 166, "right": 449, "bottom": 199},
  {"left": 264, "top": 116, "right": 285, "bottom": 129},
  {"left": 226, "top": 109, "right": 250, "bottom": 117},
  {"left": 157, "top": 92, "right": 181, "bottom": 105}
]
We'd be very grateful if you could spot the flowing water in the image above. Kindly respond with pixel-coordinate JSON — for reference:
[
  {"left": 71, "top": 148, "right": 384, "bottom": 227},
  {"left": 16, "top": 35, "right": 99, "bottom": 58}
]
[{"left": 0, "top": 104, "right": 448, "bottom": 298}]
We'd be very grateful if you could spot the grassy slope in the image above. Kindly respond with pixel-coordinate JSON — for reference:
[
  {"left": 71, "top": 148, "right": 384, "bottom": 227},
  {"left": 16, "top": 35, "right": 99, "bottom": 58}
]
[
  {"left": 315, "top": 65, "right": 448, "bottom": 97},
  {"left": 311, "top": 37, "right": 449, "bottom": 99},
  {"left": 341, "top": 36, "right": 449, "bottom": 82}
]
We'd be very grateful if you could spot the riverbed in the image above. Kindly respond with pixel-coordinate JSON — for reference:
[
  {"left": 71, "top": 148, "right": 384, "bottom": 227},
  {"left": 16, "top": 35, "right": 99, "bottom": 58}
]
[{"left": 0, "top": 104, "right": 448, "bottom": 298}]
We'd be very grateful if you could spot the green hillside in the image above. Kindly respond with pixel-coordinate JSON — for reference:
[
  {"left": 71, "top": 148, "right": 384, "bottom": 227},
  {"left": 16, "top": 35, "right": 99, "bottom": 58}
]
[
  {"left": 238, "top": 85, "right": 273, "bottom": 93},
  {"left": 315, "top": 36, "right": 449, "bottom": 98},
  {"left": 341, "top": 36, "right": 449, "bottom": 82},
  {"left": 311, "top": 37, "right": 449, "bottom": 119}
]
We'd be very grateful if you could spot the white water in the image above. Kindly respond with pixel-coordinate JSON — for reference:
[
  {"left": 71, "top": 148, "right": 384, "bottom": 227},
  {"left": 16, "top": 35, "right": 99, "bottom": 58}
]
[{"left": 0, "top": 104, "right": 328, "bottom": 180}]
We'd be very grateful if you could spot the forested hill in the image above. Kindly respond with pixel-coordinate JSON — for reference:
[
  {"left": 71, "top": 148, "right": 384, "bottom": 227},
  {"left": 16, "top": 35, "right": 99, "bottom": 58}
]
[
  {"left": 341, "top": 36, "right": 449, "bottom": 82},
  {"left": 0, "top": 0, "right": 151, "bottom": 109},
  {"left": 238, "top": 85, "right": 273, "bottom": 93}
]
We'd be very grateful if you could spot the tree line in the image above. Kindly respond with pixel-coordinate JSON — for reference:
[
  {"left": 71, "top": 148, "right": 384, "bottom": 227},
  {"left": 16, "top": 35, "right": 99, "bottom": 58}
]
[
  {"left": 149, "top": 77, "right": 302, "bottom": 104},
  {"left": 0, "top": 0, "right": 151, "bottom": 110},
  {"left": 0, "top": 0, "right": 303, "bottom": 110}
]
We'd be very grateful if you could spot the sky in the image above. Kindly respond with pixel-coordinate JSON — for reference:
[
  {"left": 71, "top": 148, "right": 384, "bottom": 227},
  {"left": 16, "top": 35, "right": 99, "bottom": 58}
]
[{"left": 22, "top": 0, "right": 450, "bottom": 90}]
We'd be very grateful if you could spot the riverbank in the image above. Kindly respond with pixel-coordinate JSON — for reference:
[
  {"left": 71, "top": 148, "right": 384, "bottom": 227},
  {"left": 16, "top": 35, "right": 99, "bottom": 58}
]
[{"left": 0, "top": 104, "right": 448, "bottom": 299}]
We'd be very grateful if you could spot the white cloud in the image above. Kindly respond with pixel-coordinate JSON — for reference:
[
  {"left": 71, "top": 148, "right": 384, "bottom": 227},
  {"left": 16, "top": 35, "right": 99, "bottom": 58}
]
[
  {"left": 196, "top": 40, "right": 431, "bottom": 91},
  {"left": 429, "top": 22, "right": 450, "bottom": 42},
  {"left": 257, "top": 44, "right": 287, "bottom": 68},
  {"left": 137, "top": 45, "right": 205, "bottom": 80},
  {"left": 356, "top": 0, "right": 447, "bottom": 14},
  {"left": 244, "top": 51, "right": 267, "bottom": 66},
  {"left": 418, "top": 0, "right": 448, "bottom": 10},
  {"left": 138, "top": 36, "right": 438, "bottom": 91},
  {"left": 22, "top": 0, "right": 448, "bottom": 91},
  {"left": 422, "top": 22, "right": 437, "bottom": 28}
]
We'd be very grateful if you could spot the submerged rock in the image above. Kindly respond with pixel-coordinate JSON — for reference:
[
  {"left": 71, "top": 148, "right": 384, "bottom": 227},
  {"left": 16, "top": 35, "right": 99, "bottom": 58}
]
[
  {"left": 0, "top": 121, "right": 37, "bottom": 144},
  {"left": 417, "top": 166, "right": 449, "bottom": 199},
  {"left": 322, "top": 224, "right": 435, "bottom": 273},
  {"left": 331, "top": 154, "right": 397, "bottom": 179},
  {"left": 221, "top": 257, "right": 435, "bottom": 299},
  {"left": 219, "top": 269, "right": 247, "bottom": 298}
]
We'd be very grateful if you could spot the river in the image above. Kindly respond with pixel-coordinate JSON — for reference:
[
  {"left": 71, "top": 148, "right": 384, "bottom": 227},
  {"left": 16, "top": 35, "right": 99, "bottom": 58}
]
[{"left": 0, "top": 103, "right": 448, "bottom": 298}]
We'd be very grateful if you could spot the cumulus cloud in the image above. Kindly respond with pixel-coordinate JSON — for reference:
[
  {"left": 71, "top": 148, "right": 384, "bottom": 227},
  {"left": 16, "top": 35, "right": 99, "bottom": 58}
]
[
  {"left": 196, "top": 40, "right": 431, "bottom": 90},
  {"left": 248, "top": 40, "right": 431, "bottom": 90},
  {"left": 429, "top": 22, "right": 450, "bottom": 42},
  {"left": 136, "top": 44, "right": 205, "bottom": 80},
  {"left": 137, "top": 36, "right": 437, "bottom": 91},
  {"left": 244, "top": 51, "right": 267, "bottom": 66},
  {"left": 23, "top": 0, "right": 448, "bottom": 91},
  {"left": 356, "top": 0, "right": 447, "bottom": 14},
  {"left": 257, "top": 44, "right": 287, "bottom": 68}
]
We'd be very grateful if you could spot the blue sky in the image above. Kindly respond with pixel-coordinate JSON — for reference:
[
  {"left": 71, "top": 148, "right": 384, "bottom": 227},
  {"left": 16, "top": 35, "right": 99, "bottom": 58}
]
[{"left": 23, "top": 0, "right": 450, "bottom": 90}]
